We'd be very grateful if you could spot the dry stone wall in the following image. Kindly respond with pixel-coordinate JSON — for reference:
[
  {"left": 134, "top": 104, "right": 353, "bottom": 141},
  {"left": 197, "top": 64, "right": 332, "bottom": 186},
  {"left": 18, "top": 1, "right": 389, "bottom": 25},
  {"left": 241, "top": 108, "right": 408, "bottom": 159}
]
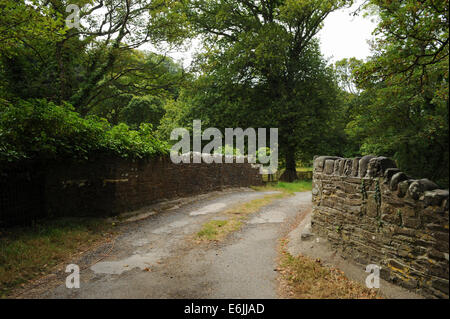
[
  {"left": 1, "top": 154, "right": 263, "bottom": 225},
  {"left": 311, "top": 155, "right": 449, "bottom": 298}
]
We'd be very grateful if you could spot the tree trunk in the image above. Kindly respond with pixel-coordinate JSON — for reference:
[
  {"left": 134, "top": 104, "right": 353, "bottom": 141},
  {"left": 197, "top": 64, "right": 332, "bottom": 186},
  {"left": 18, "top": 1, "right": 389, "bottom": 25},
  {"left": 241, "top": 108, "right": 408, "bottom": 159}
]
[{"left": 280, "top": 149, "right": 298, "bottom": 182}]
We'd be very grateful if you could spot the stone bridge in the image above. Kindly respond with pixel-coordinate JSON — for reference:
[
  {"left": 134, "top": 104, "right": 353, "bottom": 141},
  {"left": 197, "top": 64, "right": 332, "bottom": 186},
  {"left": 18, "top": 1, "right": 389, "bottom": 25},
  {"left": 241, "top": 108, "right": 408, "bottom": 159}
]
[{"left": 311, "top": 155, "right": 449, "bottom": 298}]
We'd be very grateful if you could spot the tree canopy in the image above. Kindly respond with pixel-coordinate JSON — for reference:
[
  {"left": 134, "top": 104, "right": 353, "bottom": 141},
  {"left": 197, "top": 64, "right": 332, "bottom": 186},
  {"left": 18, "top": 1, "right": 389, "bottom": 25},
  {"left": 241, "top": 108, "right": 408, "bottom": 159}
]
[
  {"left": 0, "top": 0, "right": 448, "bottom": 186},
  {"left": 346, "top": 0, "right": 449, "bottom": 186},
  {"left": 177, "top": 0, "right": 353, "bottom": 181}
]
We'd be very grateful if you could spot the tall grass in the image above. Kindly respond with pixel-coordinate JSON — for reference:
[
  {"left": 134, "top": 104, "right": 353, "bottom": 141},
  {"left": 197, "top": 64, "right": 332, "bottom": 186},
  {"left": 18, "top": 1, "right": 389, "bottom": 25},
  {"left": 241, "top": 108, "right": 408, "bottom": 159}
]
[{"left": 0, "top": 218, "right": 113, "bottom": 297}]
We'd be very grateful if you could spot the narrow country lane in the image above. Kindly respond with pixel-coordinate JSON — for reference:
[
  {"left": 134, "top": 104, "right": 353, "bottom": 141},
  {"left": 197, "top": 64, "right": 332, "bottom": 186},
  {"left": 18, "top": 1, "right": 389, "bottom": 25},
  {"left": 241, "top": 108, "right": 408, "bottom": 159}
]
[{"left": 27, "top": 189, "right": 312, "bottom": 299}]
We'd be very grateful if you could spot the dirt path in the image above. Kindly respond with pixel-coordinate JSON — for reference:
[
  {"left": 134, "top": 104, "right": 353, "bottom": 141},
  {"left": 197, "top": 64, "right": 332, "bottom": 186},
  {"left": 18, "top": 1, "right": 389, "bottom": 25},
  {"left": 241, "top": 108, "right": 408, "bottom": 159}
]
[{"left": 23, "top": 188, "right": 311, "bottom": 299}]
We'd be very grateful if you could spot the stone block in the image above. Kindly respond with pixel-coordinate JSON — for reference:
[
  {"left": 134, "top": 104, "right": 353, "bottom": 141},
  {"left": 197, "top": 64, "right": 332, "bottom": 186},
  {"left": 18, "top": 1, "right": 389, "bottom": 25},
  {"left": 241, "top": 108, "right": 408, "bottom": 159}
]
[
  {"left": 367, "top": 156, "right": 397, "bottom": 178},
  {"left": 343, "top": 159, "right": 353, "bottom": 176},
  {"left": 351, "top": 158, "right": 361, "bottom": 177},
  {"left": 408, "top": 179, "right": 439, "bottom": 200},
  {"left": 384, "top": 168, "right": 401, "bottom": 183},
  {"left": 432, "top": 278, "right": 450, "bottom": 294},
  {"left": 314, "top": 156, "right": 340, "bottom": 172},
  {"left": 324, "top": 159, "right": 335, "bottom": 175},
  {"left": 423, "top": 189, "right": 449, "bottom": 207},
  {"left": 338, "top": 159, "right": 346, "bottom": 176},
  {"left": 398, "top": 179, "right": 416, "bottom": 198},
  {"left": 359, "top": 155, "right": 376, "bottom": 177},
  {"left": 390, "top": 172, "right": 409, "bottom": 191}
]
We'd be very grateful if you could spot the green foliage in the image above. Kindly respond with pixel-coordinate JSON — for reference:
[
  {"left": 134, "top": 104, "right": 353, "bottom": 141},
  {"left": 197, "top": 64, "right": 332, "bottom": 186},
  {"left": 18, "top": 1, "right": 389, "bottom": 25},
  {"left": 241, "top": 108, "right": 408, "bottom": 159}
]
[
  {"left": 0, "top": 99, "right": 168, "bottom": 164},
  {"left": 181, "top": 40, "right": 344, "bottom": 168},
  {"left": 0, "top": 0, "right": 66, "bottom": 58},
  {"left": 182, "top": 0, "right": 352, "bottom": 180},
  {"left": 334, "top": 58, "right": 363, "bottom": 95},
  {"left": 274, "top": 180, "right": 313, "bottom": 193},
  {"left": 358, "top": 0, "right": 448, "bottom": 89},
  {"left": 0, "top": 0, "right": 187, "bottom": 112},
  {"left": 118, "top": 96, "right": 165, "bottom": 130},
  {"left": 86, "top": 51, "right": 185, "bottom": 121},
  {"left": 361, "top": 180, "right": 368, "bottom": 201},
  {"left": 156, "top": 96, "right": 191, "bottom": 141},
  {"left": 346, "top": 0, "right": 449, "bottom": 187},
  {"left": 0, "top": 0, "right": 447, "bottom": 190}
]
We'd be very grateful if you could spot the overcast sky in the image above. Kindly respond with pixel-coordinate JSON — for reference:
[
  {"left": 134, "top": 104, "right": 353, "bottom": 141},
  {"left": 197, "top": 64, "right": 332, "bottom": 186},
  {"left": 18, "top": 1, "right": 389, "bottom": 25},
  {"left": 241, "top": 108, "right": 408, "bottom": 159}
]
[
  {"left": 158, "top": 0, "right": 378, "bottom": 67},
  {"left": 317, "top": 0, "right": 378, "bottom": 63}
]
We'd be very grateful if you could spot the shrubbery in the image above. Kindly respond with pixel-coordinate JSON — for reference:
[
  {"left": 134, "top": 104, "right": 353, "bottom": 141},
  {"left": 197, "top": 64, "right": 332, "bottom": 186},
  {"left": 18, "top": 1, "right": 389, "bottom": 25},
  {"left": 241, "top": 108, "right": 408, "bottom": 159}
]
[{"left": 0, "top": 99, "right": 169, "bottom": 164}]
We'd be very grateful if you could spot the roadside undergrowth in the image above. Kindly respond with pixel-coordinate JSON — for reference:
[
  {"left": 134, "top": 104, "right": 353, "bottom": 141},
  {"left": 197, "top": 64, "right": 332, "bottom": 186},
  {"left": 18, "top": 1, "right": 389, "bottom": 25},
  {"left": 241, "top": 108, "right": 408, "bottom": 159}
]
[
  {"left": 277, "top": 238, "right": 381, "bottom": 299},
  {"left": 0, "top": 218, "right": 116, "bottom": 298}
]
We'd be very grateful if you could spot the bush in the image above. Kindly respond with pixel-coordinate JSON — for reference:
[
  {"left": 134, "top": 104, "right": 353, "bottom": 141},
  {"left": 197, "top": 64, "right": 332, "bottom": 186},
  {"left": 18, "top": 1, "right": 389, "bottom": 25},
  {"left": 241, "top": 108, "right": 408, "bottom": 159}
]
[
  {"left": 118, "top": 96, "right": 165, "bottom": 130},
  {"left": 0, "top": 99, "right": 169, "bottom": 164}
]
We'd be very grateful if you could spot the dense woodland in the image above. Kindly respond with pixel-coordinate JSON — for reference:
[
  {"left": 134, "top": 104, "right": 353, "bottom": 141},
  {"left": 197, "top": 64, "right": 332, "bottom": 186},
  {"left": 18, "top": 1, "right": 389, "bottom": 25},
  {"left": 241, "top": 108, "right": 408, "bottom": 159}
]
[{"left": 0, "top": 0, "right": 448, "bottom": 186}]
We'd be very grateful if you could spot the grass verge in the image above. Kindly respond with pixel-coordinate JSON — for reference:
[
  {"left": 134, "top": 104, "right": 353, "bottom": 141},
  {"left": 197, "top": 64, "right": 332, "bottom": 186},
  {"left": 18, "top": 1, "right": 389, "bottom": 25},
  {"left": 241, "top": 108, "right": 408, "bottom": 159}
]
[
  {"left": 277, "top": 239, "right": 380, "bottom": 299},
  {"left": 252, "top": 180, "right": 312, "bottom": 194},
  {"left": 0, "top": 217, "right": 114, "bottom": 297},
  {"left": 196, "top": 181, "right": 310, "bottom": 242},
  {"left": 196, "top": 220, "right": 242, "bottom": 241}
]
